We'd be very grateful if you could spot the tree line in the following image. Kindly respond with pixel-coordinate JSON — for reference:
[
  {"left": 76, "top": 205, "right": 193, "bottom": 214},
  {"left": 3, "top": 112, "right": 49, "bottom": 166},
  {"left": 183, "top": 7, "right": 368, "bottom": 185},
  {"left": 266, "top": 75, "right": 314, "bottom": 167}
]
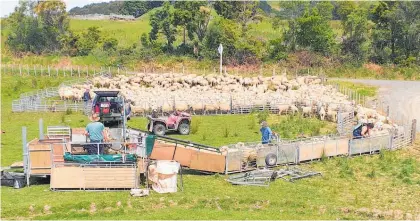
[{"left": 4, "top": 1, "right": 420, "bottom": 68}]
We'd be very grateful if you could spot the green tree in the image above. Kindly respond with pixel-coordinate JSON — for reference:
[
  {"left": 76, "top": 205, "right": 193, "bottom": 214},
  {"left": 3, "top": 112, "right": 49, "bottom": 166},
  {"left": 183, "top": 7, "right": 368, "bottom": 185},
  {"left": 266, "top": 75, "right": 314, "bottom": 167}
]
[
  {"left": 5, "top": 0, "right": 71, "bottom": 55},
  {"left": 120, "top": 1, "right": 163, "bottom": 17},
  {"left": 341, "top": 7, "right": 370, "bottom": 65},
  {"left": 213, "top": 1, "right": 260, "bottom": 34},
  {"left": 34, "top": 1, "right": 69, "bottom": 52},
  {"left": 204, "top": 18, "right": 240, "bottom": 59},
  {"left": 102, "top": 38, "right": 118, "bottom": 53},
  {"left": 149, "top": 2, "right": 177, "bottom": 51},
  {"left": 369, "top": 1, "right": 420, "bottom": 64},
  {"left": 173, "top": 1, "right": 206, "bottom": 45},
  {"left": 337, "top": 1, "right": 357, "bottom": 20},
  {"left": 268, "top": 37, "right": 288, "bottom": 61},
  {"left": 76, "top": 26, "right": 101, "bottom": 56},
  {"left": 296, "top": 8, "right": 336, "bottom": 55},
  {"left": 315, "top": 1, "right": 334, "bottom": 20}
]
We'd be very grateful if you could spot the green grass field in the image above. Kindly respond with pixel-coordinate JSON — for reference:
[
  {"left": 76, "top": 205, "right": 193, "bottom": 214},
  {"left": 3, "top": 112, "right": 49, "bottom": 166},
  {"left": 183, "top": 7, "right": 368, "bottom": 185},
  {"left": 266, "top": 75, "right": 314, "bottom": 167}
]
[{"left": 1, "top": 74, "right": 420, "bottom": 219}]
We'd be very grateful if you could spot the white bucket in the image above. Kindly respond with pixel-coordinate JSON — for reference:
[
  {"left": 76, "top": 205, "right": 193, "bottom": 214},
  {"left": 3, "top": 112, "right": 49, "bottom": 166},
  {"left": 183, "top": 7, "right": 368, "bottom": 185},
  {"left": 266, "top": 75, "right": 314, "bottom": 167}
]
[{"left": 149, "top": 160, "right": 180, "bottom": 193}]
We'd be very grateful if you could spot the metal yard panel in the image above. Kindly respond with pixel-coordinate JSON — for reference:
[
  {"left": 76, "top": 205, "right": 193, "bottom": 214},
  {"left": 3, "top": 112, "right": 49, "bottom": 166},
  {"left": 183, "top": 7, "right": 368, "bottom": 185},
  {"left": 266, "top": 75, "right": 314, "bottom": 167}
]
[
  {"left": 51, "top": 164, "right": 84, "bottom": 189},
  {"left": 392, "top": 123, "right": 413, "bottom": 150},
  {"left": 256, "top": 145, "right": 278, "bottom": 167},
  {"left": 189, "top": 151, "right": 226, "bottom": 173},
  {"left": 83, "top": 166, "right": 137, "bottom": 189},
  {"left": 349, "top": 134, "right": 391, "bottom": 155},
  {"left": 173, "top": 146, "right": 195, "bottom": 167},
  {"left": 225, "top": 150, "right": 244, "bottom": 173},
  {"left": 298, "top": 141, "right": 325, "bottom": 162},
  {"left": 277, "top": 143, "right": 298, "bottom": 164},
  {"left": 323, "top": 138, "right": 350, "bottom": 157},
  {"left": 50, "top": 163, "right": 137, "bottom": 190}
]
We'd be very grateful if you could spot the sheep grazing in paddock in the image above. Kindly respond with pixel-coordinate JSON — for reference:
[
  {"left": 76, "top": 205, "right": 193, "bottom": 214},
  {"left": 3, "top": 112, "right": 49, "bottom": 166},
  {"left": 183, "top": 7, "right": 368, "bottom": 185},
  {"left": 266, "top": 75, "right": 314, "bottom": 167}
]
[
  {"left": 277, "top": 104, "right": 290, "bottom": 115},
  {"left": 290, "top": 105, "right": 299, "bottom": 115},
  {"left": 326, "top": 109, "right": 338, "bottom": 122},
  {"left": 301, "top": 106, "right": 312, "bottom": 118},
  {"left": 318, "top": 106, "right": 326, "bottom": 121}
]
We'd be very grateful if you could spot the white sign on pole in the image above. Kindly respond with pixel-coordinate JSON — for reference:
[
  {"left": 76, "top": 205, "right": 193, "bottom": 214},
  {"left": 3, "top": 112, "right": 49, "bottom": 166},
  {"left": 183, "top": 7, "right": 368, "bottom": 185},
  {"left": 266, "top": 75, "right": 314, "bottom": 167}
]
[{"left": 218, "top": 44, "right": 223, "bottom": 55}]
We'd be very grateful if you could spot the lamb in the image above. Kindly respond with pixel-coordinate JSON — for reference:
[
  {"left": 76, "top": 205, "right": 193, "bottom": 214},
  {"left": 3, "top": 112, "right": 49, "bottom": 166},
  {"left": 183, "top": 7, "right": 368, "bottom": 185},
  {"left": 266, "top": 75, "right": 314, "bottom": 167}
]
[
  {"left": 302, "top": 106, "right": 312, "bottom": 117},
  {"left": 277, "top": 104, "right": 290, "bottom": 115},
  {"left": 290, "top": 105, "right": 299, "bottom": 115},
  {"left": 326, "top": 109, "right": 338, "bottom": 122},
  {"left": 318, "top": 106, "right": 326, "bottom": 121}
]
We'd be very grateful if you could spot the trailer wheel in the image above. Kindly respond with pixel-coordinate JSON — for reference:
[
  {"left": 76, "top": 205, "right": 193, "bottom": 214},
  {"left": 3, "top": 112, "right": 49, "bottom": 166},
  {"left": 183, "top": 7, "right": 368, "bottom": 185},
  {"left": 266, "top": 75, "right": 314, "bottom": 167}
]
[{"left": 265, "top": 153, "right": 277, "bottom": 167}]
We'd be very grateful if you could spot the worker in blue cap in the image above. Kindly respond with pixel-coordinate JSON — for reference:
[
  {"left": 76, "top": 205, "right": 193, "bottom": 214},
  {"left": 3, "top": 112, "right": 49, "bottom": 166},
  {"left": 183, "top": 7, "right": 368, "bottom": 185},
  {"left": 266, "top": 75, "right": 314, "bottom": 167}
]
[{"left": 260, "top": 121, "right": 272, "bottom": 144}]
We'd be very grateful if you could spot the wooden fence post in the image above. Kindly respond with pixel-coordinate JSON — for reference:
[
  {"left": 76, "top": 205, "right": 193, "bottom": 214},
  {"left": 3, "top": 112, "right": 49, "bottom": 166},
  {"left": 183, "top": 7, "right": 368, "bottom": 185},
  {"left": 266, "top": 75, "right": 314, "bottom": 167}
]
[
  {"left": 70, "top": 66, "right": 73, "bottom": 76},
  {"left": 63, "top": 67, "right": 66, "bottom": 77},
  {"left": 87, "top": 66, "right": 89, "bottom": 77},
  {"left": 27, "top": 65, "right": 29, "bottom": 76},
  {"left": 411, "top": 119, "right": 417, "bottom": 144},
  {"left": 56, "top": 67, "right": 58, "bottom": 77},
  {"left": 40, "top": 65, "right": 43, "bottom": 76},
  {"left": 48, "top": 66, "right": 50, "bottom": 77},
  {"left": 182, "top": 65, "right": 184, "bottom": 74},
  {"left": 34, "top": 65, "right": 37, "bottom": 76},
  {"left": 78, "top": 66, "right": 80, "bottom": 78},
  {"left": 108, "top": 66, "right": 111, "bottom": 74}
]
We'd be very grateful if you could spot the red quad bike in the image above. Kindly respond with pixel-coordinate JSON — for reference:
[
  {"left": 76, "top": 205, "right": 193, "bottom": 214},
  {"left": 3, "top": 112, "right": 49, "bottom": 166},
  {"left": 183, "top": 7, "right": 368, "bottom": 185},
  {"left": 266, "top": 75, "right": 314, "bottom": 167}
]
[{"left": 147, "top": 111, "right": 191, "bottom": 136}]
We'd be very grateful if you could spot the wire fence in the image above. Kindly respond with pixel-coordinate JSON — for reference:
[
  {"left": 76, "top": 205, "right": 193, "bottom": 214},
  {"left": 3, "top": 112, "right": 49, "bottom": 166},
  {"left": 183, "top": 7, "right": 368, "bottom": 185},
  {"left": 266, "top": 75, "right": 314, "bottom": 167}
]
[{"left": 2, "top": 63, "right": 328, "bottom": 78}]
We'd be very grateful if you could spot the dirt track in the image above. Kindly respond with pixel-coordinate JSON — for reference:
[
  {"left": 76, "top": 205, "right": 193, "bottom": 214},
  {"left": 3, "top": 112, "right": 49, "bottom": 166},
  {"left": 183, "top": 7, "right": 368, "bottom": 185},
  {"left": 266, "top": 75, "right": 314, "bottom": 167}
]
[{"left": 335, "top": 79, "right": 420, "bottom": 132}]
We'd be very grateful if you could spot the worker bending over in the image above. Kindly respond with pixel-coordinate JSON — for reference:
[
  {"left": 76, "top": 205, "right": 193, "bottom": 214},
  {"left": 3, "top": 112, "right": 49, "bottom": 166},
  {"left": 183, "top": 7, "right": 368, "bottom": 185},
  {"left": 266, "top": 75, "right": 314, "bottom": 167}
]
[
  {"left": 353, "top": 123, "right": 374, "bottom": 139},
  {"left": 84, "top": 113, "right": 109, "bottom": 154},
  {"left": 260, "top": 121, "right": 272, "bottom": 144}
]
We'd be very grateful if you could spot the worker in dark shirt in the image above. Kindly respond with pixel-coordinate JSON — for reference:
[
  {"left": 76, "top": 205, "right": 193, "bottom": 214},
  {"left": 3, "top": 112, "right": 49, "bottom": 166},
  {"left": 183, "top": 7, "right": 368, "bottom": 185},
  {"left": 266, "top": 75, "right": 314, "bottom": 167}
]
[
  {"left": 353, "top": 123, "right": 374, "bottom": 139},
  {"left": 83, "top": 88, "right": 91, "bottom": 109}
]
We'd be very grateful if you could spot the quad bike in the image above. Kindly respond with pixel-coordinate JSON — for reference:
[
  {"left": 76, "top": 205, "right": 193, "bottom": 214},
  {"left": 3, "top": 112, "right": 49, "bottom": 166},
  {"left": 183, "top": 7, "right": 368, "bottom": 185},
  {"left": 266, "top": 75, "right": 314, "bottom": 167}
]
[{"left": 147, "top": 111, "right": 191, "bottom": 136}]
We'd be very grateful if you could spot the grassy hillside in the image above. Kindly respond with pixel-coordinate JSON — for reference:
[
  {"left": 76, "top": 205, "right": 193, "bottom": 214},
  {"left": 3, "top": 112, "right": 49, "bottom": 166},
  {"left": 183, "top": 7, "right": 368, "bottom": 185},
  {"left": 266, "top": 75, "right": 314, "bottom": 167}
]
[{"left": 69, "top": 9, "right": 155, "bottom": 48}]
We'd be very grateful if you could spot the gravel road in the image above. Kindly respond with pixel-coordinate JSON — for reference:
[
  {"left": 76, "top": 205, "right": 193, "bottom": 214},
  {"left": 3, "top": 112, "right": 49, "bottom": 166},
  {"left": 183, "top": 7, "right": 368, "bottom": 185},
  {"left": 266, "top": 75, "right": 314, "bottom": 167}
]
[{"left": 334, "top": 79, "right": 420, "bottom": 132}]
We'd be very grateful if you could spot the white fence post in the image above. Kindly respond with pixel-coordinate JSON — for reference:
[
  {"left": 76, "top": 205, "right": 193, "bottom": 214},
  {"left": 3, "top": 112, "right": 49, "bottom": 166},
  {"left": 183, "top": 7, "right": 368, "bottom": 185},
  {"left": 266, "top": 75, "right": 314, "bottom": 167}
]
[
  {"left": 19, "top": 65, "right": 22, "bottom": 76},
  {"left": 34, "top": 65, "right": 37, "bottom": 76}
]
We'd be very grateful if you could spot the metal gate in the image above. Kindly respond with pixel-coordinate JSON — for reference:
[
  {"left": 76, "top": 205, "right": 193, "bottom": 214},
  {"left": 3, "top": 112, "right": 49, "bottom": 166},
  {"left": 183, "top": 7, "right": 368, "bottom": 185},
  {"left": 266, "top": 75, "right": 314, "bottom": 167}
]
[{"left": 337, "top": 107, "right": 354, "bottom": 136}]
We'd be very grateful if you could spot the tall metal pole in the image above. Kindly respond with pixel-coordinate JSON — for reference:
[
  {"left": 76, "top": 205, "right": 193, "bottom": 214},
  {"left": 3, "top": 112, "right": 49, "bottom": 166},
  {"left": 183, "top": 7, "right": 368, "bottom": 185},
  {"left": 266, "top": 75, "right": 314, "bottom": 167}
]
[
  {"left": 220, "top": 52, "right": 222, "bottom": 75},
  {"left": 39, "top": 118, "right": 44, "bottom": 140}
]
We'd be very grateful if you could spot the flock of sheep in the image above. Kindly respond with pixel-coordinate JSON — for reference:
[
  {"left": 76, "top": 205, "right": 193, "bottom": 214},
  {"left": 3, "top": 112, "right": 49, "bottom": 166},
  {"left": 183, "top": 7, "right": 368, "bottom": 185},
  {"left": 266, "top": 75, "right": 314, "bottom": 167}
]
[{"left": 57, "top": 72, "right": 405, "bottom": 137}]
